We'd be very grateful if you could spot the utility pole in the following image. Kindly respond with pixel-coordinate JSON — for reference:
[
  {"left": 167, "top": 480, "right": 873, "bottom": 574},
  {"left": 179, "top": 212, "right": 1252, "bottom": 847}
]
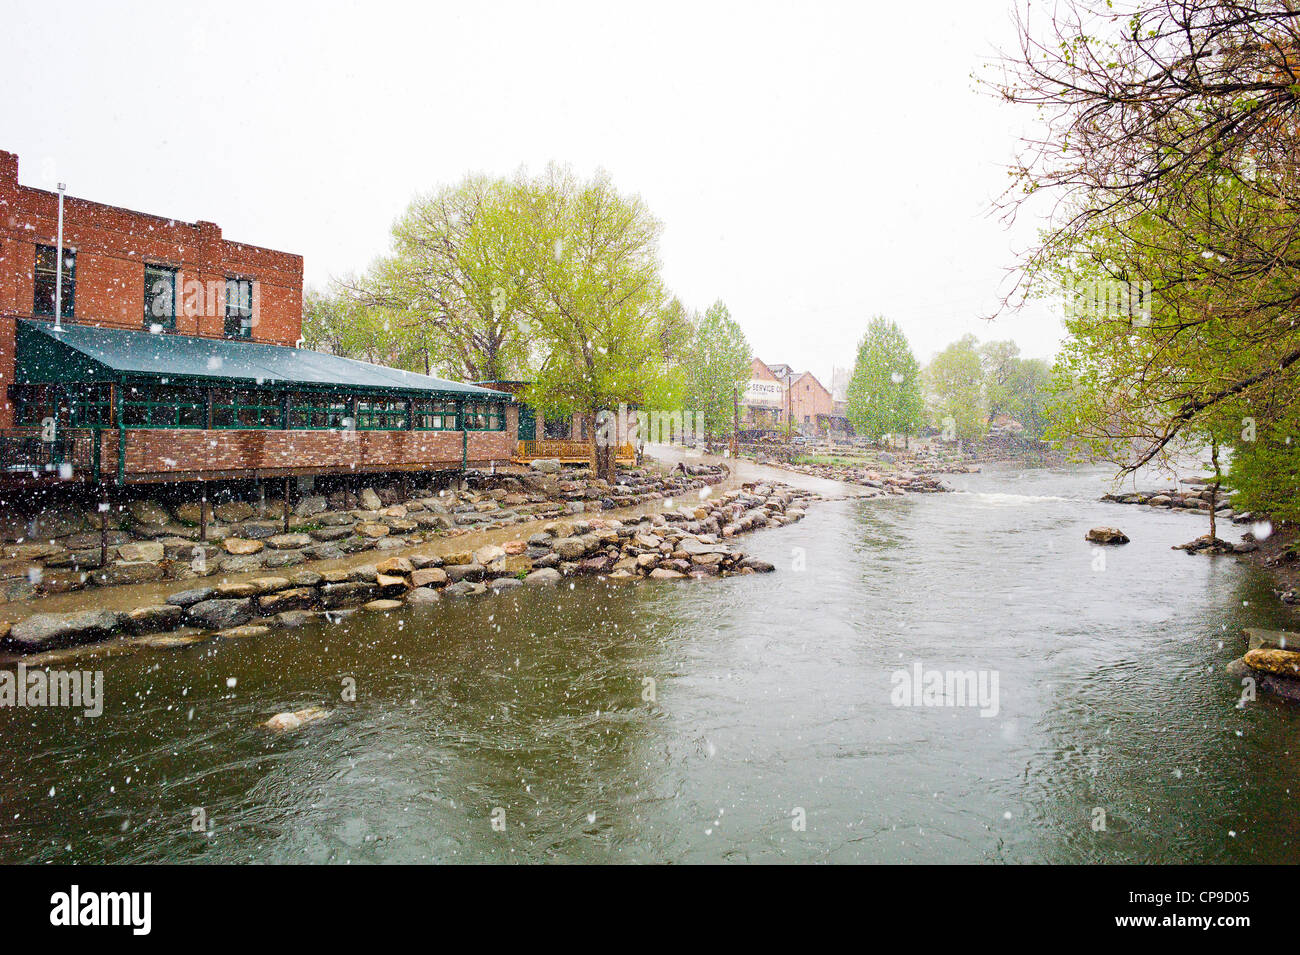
[{"left": 54, "top": 182, "right": 66, "bottom": 331}]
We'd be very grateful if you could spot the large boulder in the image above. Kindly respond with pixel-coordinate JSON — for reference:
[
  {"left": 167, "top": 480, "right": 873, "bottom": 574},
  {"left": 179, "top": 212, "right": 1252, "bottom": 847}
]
[
  {"left": 8, "top": 610, "right": 125, "bottom": 649},
  {"left": 551, "top": 537, "right": 588, "bottom": 560},
  {"left": 214, "top": 501, "right": 255, "bottom": 523},
  {"left": 531, "top": 458, "right": 562, "bottom": 474},
  {"left": 359, "top": 488, "right": 384, "bottom": 510},
  {"left": 117, "top": 541, "right": 165, "bottom": 563},
  {"left": 128, "top": 500, "right": 172, "bottom": 526},
  {"left": 126, "top": 605, "right": 184, "bottom": 634},
  {"left": 1085, "top": 527, "right": 1130, "bottom": 545},
  {"left": 186, "top": 598, "right": 255, "bottom": 631},
  {"left": 1243, "top": 648, "right": 1300, "bottom": 679},
  {"left": 222, "top": 537, "right": 264, "bottom": 555}
]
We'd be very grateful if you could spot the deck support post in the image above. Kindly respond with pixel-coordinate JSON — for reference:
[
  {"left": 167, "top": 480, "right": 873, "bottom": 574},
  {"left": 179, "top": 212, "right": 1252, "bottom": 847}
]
[
  {"left": 283, "top": 476, "right": 291, "bottom": 534},
  {"left": 199, "top": 480, "right": 208, "bottom": 542},
  {"left": 98, "top": 488, "right": 109, "bottom": 570}
]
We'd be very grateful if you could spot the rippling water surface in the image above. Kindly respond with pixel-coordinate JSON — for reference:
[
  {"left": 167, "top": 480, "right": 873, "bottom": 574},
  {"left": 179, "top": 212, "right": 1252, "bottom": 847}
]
[{"left": 2, "top": 464, "right": 1297, "bottom": 863}]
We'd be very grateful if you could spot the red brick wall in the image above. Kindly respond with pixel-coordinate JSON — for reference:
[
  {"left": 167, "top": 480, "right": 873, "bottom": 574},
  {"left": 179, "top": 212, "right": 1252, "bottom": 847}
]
[
  {"left": 113, "top": 406, "right": 517, "bottom": 480},
  {"left": 0, "top": 149, "right": 304, "bottom": 428}
]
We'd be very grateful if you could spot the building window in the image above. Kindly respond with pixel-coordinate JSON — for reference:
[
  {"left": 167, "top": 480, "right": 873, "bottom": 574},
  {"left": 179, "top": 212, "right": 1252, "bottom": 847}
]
[
  {"left": 123, "top": 384, "right": 206, "bottom": 428},
  {"left": 412, "top": 399, "right": 459, "bottom": 430},
  {"left": 356, "top": 399, "right": 409, "bottom": 430},
  {"left": 290, "top": 394, "right": 350, "bottom": 429},
  {"left": 33, "top": 245, "right": 76, "bottom": 319},
  {"left": 212, "top": 388, "right": 282, "bottom": 429},
  {"left": 463, "top": 401, "right": 504, "bottom": 431},
  {"left": 225, "top": 278, "right": 253, "bottom": 339},
  {"left": 144, "top": 264, "right": 178, "bottom": 332}
]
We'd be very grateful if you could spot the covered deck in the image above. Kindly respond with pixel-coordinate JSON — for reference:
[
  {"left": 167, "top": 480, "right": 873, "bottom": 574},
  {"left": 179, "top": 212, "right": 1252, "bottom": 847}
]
[{"left": 3, "top": 319, "right": 517, "bottom": 485}]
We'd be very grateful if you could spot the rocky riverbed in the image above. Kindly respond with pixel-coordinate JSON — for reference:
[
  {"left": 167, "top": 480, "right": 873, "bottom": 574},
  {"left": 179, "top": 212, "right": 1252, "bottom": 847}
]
[
  {"left": 0, "top": 461, "right": 730, "bottom": 605},
  {"left": 766, "top": 461, "right": 952, "bottom": 495},
  {"left": 0, "top": 481, "right": 815, "bottom": 660}
]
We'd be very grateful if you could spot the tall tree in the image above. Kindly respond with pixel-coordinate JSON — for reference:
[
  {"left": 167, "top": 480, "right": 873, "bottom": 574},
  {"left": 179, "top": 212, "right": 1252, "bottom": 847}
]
[
  {"left": 525, "top": 165, "right": 674, "bottom": 480},
  {"left": 343, "top": 175, "right": 536, "bottom": 382},
  {"left": 683, "top": 300, "right": 752, "bottom": 441},
  {"left": 925, "top": 334, "right": 986, "bottom": 442},
  {"left": 845, "top": 316, "right": 924, "bottom": 443}
]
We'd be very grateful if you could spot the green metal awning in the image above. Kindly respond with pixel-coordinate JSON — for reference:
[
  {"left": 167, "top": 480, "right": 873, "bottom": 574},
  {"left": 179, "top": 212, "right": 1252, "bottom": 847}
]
[{"left": 14, "top": 319, "right": 511, "bottom": 400}]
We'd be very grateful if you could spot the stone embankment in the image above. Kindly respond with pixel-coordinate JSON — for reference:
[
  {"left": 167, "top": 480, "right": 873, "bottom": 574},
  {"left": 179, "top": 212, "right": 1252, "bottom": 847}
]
[
  {"left": 770, "top": 462, "right": 951, "bottom": 495},
  {"left": 1101, "top": 479, "right": 1252, "bottom": 523},
  {"left": 0, "top": 481, "right": 814, "bottom": 658},
  {"left": 0, "top": 462, "right": 728, "bottom": 605}
]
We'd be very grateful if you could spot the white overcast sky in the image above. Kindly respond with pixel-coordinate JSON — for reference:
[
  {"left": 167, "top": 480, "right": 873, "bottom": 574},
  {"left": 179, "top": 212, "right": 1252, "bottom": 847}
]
[{"left": 3, "top": 0, "right": 1061, "bottom": 386}]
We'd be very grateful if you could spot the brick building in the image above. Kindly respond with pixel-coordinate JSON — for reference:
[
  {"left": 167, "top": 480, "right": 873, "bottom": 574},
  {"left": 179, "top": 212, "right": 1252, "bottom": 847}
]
[
  {"left": 0, "top": 149, "right": 514, "bottom": 486},
  {"left": 740, "top": 358, "right": 836, "bottom": 435}
]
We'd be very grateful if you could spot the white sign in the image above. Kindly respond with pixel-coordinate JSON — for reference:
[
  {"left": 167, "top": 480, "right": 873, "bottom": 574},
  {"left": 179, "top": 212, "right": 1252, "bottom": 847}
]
[{"left": 743, "top": 379, "right": 783, "bottom": 407}]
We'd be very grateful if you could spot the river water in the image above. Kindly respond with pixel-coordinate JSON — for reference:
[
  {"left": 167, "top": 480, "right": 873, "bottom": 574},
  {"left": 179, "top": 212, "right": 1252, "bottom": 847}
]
[{"left": 2, "top": 463, "right": 1297, "bottom": 864}]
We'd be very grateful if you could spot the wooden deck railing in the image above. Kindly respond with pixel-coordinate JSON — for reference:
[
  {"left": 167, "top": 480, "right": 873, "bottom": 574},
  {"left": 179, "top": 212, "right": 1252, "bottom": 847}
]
[{"left": 515, "top": 439, "right": 634, "bottom": 464}]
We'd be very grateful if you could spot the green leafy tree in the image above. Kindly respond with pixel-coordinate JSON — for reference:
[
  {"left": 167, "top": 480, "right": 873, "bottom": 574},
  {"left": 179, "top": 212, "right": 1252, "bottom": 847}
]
[
  {"left": 683, "top": 300, "right": 752, "bottom": 441},
  {"left": 845, "top": 316, "right": 923, "bottom": 443},
  {"left": 524, "top": 165, "right": 674, "bottom": 480},
  {"left": 342, "top": 175, "right": 537, "bottom": 381},
  {"left": 925, "top": 334, "right": 985, "bottom": 442}
]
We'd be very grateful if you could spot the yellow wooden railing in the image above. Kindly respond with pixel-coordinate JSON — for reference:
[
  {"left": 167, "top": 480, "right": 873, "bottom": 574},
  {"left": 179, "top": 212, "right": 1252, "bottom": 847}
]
[{"left": 514, "top": 440, "right": 634, "bottom": 464}]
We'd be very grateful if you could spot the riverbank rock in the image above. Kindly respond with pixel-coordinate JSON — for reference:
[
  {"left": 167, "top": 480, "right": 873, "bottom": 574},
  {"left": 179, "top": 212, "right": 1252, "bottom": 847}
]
[
  {"left": 186, "top": 598, "right": 254, "bottom": 630},
  {"left": 1243, "top": 648, "right": 1300, "bottom": 679},
  {"left": 262, "top": 705, "right": 330, "bottom": 731},
  {"left": 7, "top": 609, "right": 125, "bottom": 650},
  {"left": 1173, "top": 535, "right": 1235, "bottom": 554},
  {"left": 1086, "top": 527, "right": 1130, "bottom": 545}
]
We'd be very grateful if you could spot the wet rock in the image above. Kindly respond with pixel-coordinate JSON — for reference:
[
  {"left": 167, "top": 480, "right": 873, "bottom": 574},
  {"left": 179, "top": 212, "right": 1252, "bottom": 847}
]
[
  {"left": 445, "top": 563, "right": 486, "bottom": 583},
  {"left": 310, "top": 526, "right": 352, "bottom": 542},
  {"left": 262, "top": 705, "right": 330, "bottom": 731},
  {"left": 320, "top": 581, "right": 380, "bottom": 609},
  {"left": 7, "top": 609, "right": 125, "bottom": 650},
  {"left": 217, "top": 623, "right": 270, "bottom": 639},
  {"left": 166, "top": 586, "right": 216, "bottom": 607},
  {"left": 294, "top": 495, "right": 328, "bottom": 517},
  {"left": 214, "top": 501, "right": 255, "bottom": 523},
  {"left": 290, "top": 570, "right": 323, "bottom": 588},
  {"left": 552, "top": 537, "right": 588, "bottom": 560},
  {"left": 263, "top": 551, "right": 306, "bottom": 569},
  {"left": 126, "top": 605, "right": 184, "bottom": 634},
  {"left": 220, "top": 554, "right": 266, "bottom": 573},
  {"left": 222, "top": 538, "right": 263, "bottom": 555},
  {"left": 235, "top": 521, "right": 281, "bottom": 540},
  {"left": 362, "top": 599, "right": 404, "bottom": 612},
  {"left": 93, "top": 561, "right": 166, "bottom": 586},
  {"left": 259, "top": 587, "right": 316, "bottom": 613},
  {"left": 490, "top": 577, "right": 523, "bottom": 591},
  {"left": 376, "top": 556, "right": 414, "bottom": 577},
  {"left": 274, "top": 610, "right": 318, "bottom": 629},
  {"left": 443, "top": 580, "right": 487, "bottom": 597},
  {"left": 356, "top": 522, "right": 390, "bottom": 539},
  {"left": 474, "top": 544, "right": 507, "bottom": 569},
  {"left": 740, "top": 557, "right": 775, "bottom": 573},
  {"left": 1085, "top": 527, "right": 1129, "bottom": 545},
  {"left": 649, "top": 567, "right": 686, "bottom": 580},
  {"left": 216, "top": 581, "right": 261, "bottom": 598},
  {"left": 267, "top": 533, "right": 312, "bottom": 550},
  {"left": 186, "top": 598, "right": 255, "bottom": 630},
  {"left": 411, "top": 568, "right": 448, "bottom": 588},
  {"left": 129, "top": 500, "right": 173, "bottom": 526},
  {"left": 405, "top": 587, "right": 442, "bottom": 604},
  {"left": 360, "top": 488, "right": 384, "bottom": 510},
  {"left": 1244, "top": 628, "right": 1300, "bottom": 652},
  {"left": 531, "top": 458, "right": 562, "bottom": 473},
  {"left": 1243, "top": 648, "right": 1300, "bottom": 678}
]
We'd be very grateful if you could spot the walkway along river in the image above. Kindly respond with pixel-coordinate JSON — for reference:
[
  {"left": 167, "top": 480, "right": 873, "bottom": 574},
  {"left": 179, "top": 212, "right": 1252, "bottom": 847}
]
[{"left": 0, "top": 463, "right": 1296, "bottom": 863}]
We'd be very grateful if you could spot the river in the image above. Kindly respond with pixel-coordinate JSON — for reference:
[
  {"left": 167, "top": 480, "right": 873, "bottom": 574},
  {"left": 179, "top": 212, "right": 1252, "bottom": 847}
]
[{"left": 2, "top": 463, "right": 1297, "bottom": 864}]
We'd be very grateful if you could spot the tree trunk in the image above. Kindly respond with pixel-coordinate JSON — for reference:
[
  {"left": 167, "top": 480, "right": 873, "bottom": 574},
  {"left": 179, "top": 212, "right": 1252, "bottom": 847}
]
[{"left": 1209, "top": 439, "right": 1221, "bottom": 541}]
